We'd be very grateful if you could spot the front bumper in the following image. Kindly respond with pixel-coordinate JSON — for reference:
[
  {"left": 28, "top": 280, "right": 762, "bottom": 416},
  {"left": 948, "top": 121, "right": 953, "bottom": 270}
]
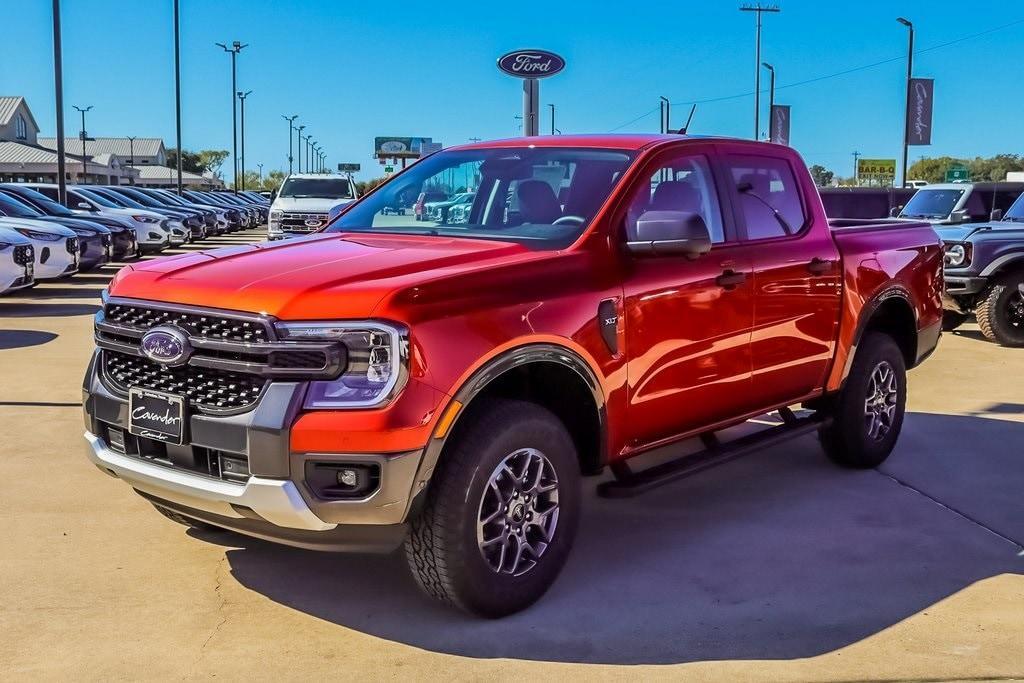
[{"left": 942, "top": 274, "right": 988, "bottom": 311}]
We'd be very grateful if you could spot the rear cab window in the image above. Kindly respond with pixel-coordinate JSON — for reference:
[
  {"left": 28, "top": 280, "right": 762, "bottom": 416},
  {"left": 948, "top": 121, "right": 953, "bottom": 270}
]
[{"left": 724, "top": 155, "right": 807, "bottom": 240}]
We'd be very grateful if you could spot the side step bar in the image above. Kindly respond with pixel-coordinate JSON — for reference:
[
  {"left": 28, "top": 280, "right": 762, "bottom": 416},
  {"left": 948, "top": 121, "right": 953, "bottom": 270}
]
[{"left": 597, "top": 408, "right": 826, "bottom": 498}]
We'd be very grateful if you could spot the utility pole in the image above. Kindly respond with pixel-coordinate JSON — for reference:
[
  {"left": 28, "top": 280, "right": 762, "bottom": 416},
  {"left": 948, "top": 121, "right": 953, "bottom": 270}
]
[
  {"left": 257, "top": 163, "right": 263, "bottom": 184},
  {"left": 52, "top": 0, "right": 67, "bottom": 203},
  {"left": 237, "top": 90, "right": 251, "bottom": 190},
  {"left": 852, "top": 151, "right": 861, "bottom": 185},
  {"left": 548, "top": 103, "right": 555, "bottom": 135},
  {"left": 73, "top": 105, "right": 92, "bottom": 184},
  {"left": 740, "top": 4, "right": 780, "bottom": 140},
  {"left": 215, "top": 40, "right": 247, "bottom": 192},
  {"left": 297, "top": 126, "right": 305, "bottom": 173},
  {"left": 762, "top": 62, "right": 775, "bottom": 140},
  {"left": 282, "top": 115, "right": 297, "bottom": 173},
  {"left": 897, "top": 17, "right": 914, "bottom": 188},
  {"left": 659, "top": 96, "right": 670, "bottom": 133},
  {"left": 173, "top": 0, "right": 183, "bottom": 194}
]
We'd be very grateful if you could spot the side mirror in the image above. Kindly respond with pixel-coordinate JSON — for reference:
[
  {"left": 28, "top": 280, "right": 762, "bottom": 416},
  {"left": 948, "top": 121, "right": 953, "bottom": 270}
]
[
  {"left": 77, "top": 202, "right": 93, "bottom": 210},
  {"left": 626, "top": 211, "right": 712, "bottom": 259},
  {"left": 889, "top": 206, "right": 901, "bottom": 218},
  {"left": 270, "top": 189, "right": 278, "bottom": 201},
  {"left": 951, "top": 209, "right": 970, "bottom": 223},
  {"left": 990, "top": 209, "right": 1003, "bottom": 221}
]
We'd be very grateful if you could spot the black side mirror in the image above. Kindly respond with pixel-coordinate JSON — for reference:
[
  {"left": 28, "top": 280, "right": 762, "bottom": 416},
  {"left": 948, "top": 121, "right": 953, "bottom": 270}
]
[
  {"left": 626, "top": 210, "right": 712, "bottom": 259},
  {"left": 76, "top": 202, "right": 93, "bottom": 210},
  {"left": 889, "top": 206, "right": 901, "bottom": 218},
  {"left": 990, "top": 209, "right": 1003, "bottom": 221},
  {"left": 270, "top": 189, "right": 278, "bottom": 201}
]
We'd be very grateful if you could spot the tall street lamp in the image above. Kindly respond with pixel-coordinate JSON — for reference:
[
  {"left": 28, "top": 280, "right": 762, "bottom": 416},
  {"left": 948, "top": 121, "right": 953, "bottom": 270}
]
[
  {"left": 237, "top": 90, "right": 252, "bottom": 191},
  {"left": 297, "top": 126, "right": 305, "bottom": 174},
  {"left": 307, "top": 139, "right": 314, "bottom": 173},
  {"left": 282, "top": 114, "right": 297, "bottom": 173},
  {"left": 548, "top": 103, "right": 555, "bottom": 135},
  {"left": 659, "top": 96, "right": 670, "bottom": 133},
  {"left": 762, "top": 62, "right": 775, "bottom": 140},
  {"left": 73, "top": 104, "right": 92, "bottom": 184},
  {"left": 897, "top": 17, "right": 914, "bottom": 188},
  {"left": 173, "top": 0, "right": 183, "bottom": 194},
  {"left": 52, "top": 0, "right": 67, "bottom": 203},
  {"left": 126, "top": 135, "right": 136, "bottom": 185},
  {"left": 257, "top": 163, "right": 263, "bottom": 184},
  {"left": 311, "top": 144, "right": 319, "bottom": 173},
  {"left": 740, "top": 4, "right": 780, "bottom": 139},
  {"left": 215, "top": 40, "right": 247, "bottom": 192}
]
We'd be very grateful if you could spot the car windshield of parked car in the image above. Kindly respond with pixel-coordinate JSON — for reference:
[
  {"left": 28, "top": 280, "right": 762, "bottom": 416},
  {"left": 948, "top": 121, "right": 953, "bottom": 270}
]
[
  {"left": 0, "top": 192, "right": 44, "bottom": 218},
  {"left": 328, "top": 147, "right": 635, "bottom": 249},
  {"left": 79, "top": 188, "right": 132, "bottom": 209},
  {"left": 8, "top": 187, "right": 77, "bottom": 216},
  {"left": 1003, "top": 195, "right": 1024, "bottom": 222},
  {"left": 900, "top": 189, "right": 965, "bottom": 219},
  {"left": 279, "top": 177, "right": 353, "bottom": 199}
]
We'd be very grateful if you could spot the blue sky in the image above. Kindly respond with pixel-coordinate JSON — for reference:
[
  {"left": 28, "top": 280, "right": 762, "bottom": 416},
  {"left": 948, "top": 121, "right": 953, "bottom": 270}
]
[{"left": 2, "top": 0, "right": 1022, "bottom": 182}]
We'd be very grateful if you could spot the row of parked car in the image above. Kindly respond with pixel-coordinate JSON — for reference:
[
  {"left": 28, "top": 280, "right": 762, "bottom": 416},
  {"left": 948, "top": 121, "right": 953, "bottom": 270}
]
[{"left": 0, "top": 184, "right": 270, "bottom": 294}]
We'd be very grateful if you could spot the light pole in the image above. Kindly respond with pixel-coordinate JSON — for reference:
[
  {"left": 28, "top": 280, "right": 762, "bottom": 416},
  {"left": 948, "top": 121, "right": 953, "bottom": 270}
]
[
  {"left": 257, "top": 163, "right": 263, "bottom": 185},
  {"left": 215, "top": 40, "right": 247, "bottom": 192},
  {"left": 740, "top": 4, "right": 780, "bottom": 139},
  {"left": 73, "top": 105, "right": 92, "bottom": 184},
  {"left": 320, "top": 151, "right": 326, "bottom": 173},
  {"left": 173, "top": 0, "right": 182, "bottom": 194},
  {"left": 762, "top": 62, "right": 775, "bottom": 140},
  {"left": 852, "top": 151, "right": 861, "bottom": 185},
  {"left": 297, "top": 126, "right": 305, "bottom": 174},
  {"left": 282, "top": 114, "right": 297, "bottom": 173},
  {"left": 897, "top": 17, "right": 914, "bottom": 188},
  {"left": 126, "top": 135, "right": 136, "bottom": 185},
  {"left": 52, "top": 0, "right": 67, "bottom": 203},
  {"left": 548, "top": 103, "right": 555, "bottom": 135},
  {"left": 659, "top": 96, "right": 670, "bottom": 133},
  {"left": 307, "top": 139, "right": 314, "bottom": 173},
  {"left": 237, "top": 90, "right": 251, "bottom": 190}
]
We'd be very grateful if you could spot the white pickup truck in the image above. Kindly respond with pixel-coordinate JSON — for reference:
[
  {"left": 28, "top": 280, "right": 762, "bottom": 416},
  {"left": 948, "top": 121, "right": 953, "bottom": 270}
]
[{"left": 268, "top": 173, "right": 358, "bottom": 239}]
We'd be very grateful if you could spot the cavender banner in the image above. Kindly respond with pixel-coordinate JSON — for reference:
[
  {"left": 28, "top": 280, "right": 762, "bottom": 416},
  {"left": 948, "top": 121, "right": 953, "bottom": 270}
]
[
  {"left": 770, "top": 105, "right": 791, "bottom": 146},
  {"left": 906, "top": 78, "right": 934, "bottom": 146}
]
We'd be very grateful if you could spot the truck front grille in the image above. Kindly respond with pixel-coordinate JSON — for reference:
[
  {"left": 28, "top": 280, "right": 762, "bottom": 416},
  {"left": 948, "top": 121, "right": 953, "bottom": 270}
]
[
  {"left": 281, "top": 212, "right": 328, "bottom": 232},
  {"left": 103, "top": 350, "right": 265, "bottom": 412},
  {"left": 105, "top": 303, "right": 271, "bottom": 343}
]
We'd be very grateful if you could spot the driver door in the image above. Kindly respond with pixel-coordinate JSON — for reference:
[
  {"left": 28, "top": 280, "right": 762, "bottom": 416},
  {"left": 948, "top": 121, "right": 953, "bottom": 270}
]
[{"left": 621, "top": 145, "right": 758, "bottom": 448}]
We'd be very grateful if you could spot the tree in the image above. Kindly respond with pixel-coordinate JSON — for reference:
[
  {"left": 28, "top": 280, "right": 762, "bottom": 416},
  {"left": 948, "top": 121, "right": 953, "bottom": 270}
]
[
  {"left": 239, "top": 169, "right": 286, "bottom": 191},
  {"left": 908, "top": 155, "right": 1024, "bottom": 183},
  {"left": 355, "top": 177, "right": 388, "bottom": 196},
  {"left": 808, "top": 164, "right": 835, "bottom": 187},
  {"left": 197, "top": 150, "right": 229, "bottom": 179},
  {"left": 165, "top": 148, "right": 204, "bottom": 174}
]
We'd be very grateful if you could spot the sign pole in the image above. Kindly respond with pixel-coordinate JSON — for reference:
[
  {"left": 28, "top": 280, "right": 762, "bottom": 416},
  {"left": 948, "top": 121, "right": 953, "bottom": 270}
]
[
  {"left": 523, "top": 78, "right": 539, "bottom": 136},
  {"left": 498, "top": 50, "right": 564, "bottom": 138}
]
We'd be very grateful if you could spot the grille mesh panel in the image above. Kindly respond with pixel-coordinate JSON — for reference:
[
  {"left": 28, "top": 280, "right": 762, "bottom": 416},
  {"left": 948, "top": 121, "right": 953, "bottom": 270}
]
[{"left": 104, "top": 304, "right": 270, "bottom": 343}]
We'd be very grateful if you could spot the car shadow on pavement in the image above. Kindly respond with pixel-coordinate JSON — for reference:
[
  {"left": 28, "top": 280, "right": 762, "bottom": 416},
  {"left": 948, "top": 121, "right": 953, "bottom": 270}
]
[
  {"left": 218, "top": 412, "right": 1023, "bottom": 665},
  {"left": 0, "top": 302, "right": 100, "bottom": 317},
  {"left": 0, "top": 330, "right": 58, "bottom": 350}
]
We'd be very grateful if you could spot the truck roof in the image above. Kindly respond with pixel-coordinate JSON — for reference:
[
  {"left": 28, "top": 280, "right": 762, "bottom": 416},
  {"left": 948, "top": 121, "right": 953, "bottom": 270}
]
[
  {"left": 285, "top": 173, "right": 351, "bottom": 180},
  {"left": 450, "top": 133, "right": 743, "bottom": 152}
]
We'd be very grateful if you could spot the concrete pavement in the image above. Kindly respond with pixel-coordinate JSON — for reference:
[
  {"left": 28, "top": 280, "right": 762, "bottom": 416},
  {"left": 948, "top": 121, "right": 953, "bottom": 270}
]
[{"left": 1, "top": 230, "right": 1021, "bottom": 680}]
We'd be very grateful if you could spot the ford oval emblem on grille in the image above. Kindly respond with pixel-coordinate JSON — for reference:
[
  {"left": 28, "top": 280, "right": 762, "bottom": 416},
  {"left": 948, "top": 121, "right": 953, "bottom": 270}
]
[
  {"left": 304, "top": 218, "right": 322, "bottom": 227},
  {"left": 140, "top": 326, "right": 191, "bottom": 367}
]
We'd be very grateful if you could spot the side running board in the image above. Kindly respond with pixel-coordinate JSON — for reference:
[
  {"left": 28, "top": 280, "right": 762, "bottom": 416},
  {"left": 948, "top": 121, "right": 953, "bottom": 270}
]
[{"left": 597, "top": 408, "right": 826, "bottom": 498}]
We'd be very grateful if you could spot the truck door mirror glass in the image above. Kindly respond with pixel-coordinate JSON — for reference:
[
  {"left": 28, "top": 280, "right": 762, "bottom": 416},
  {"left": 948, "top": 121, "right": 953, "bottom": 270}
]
[
  {"left": 77, "top": 202, "right": 93, "bottom": 210},
  {"left": 626, "top": 210, "right": 711, "bottom": 259},
  {"left": 990, "top": 209, "right": 1003, "bottom": 221},
  {"left": 889, "top": 206, "right": 901, "bottom": 218}
]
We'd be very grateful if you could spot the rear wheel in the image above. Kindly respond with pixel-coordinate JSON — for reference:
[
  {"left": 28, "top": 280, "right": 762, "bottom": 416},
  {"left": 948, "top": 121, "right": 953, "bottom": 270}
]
[
  {"left": 819, "top": 332, "right": 907, "bottom": 468},
  {"left": 405, "top": 399, "right": 580, "bottom": 617},
  {"left": 976, "top": 275, "right": 1024, "bottom": 347}
]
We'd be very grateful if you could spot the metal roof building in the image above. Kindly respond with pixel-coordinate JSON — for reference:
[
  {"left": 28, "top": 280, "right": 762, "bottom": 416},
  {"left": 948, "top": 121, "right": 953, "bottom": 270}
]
[{"left": 38, "top": 136, "right": 167, "bottom": 165}]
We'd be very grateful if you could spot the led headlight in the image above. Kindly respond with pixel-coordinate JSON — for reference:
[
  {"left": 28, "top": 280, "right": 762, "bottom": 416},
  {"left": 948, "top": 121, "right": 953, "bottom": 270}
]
[
  {"left": 14, "top": 228, "right": 62, "bottom": 241},
  {"left": 275, "top": 321, "right": 408, "bottom": 408},
  {"left": 944, "top": 243, "right": 968, "bottom": 267},
  {"left": 132, "top": 215, "right": 161, "bottom": 224}
]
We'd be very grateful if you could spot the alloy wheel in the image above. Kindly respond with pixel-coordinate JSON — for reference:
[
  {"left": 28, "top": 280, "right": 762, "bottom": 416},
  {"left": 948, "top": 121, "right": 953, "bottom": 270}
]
[{"left": 864, "top": 360, "right": 899, "bottom": 441}]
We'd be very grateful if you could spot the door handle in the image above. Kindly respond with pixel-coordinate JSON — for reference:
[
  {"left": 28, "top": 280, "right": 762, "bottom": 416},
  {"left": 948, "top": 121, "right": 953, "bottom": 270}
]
[
  {"left": 807, "top": 257, "right": 834, "bottom": 275},
  {"left": 716, "top": 269, "right": 747, "bottom": 289}
]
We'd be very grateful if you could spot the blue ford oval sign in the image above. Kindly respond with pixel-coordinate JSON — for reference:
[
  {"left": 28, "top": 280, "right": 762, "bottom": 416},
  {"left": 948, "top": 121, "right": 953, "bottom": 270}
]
[
  {"left": 140, "top": 326, "right": 191, "bottom": 367},
  {"left": 497, "top": 50, "right": 565, "bottom": 79}
]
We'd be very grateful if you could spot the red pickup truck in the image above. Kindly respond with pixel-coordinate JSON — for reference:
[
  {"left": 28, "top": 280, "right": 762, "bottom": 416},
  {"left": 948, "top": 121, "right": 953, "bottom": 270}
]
[{"left": 84, "top": 135, "right": 942, "bottom": 617}]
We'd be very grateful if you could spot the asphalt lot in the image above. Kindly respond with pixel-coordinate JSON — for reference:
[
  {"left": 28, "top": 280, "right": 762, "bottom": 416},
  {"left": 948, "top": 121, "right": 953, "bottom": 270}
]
[{"left": 1, "top": 229, "right": 1022, "bottom": 680}]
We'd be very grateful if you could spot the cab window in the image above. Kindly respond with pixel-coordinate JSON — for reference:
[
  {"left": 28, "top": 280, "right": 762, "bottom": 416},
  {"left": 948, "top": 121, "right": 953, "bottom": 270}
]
[{"left": 725, "top": 155, "right": 807, "bottom": 240}]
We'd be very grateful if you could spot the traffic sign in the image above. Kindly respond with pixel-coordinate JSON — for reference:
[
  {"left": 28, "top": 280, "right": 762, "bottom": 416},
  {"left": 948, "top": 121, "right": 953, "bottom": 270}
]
[
  {"left": 945, "top": 165, "right": 970, "bottom": 183},
  {"left": 384, "top": 166, "right": 394, "bottom": 173},
  {"left": 857, "top": 158, "right": 896, "bottom": 183}
]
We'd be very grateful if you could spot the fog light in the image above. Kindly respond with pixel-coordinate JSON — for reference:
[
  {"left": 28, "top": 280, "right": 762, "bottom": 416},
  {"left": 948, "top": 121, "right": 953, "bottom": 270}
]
[{"left": 337, "top": 468, "right": 358, "bottom": 487}]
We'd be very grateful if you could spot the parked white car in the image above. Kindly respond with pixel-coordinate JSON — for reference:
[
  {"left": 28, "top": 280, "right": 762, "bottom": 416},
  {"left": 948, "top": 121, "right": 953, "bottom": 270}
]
[
  {"left": 0, "top": 226, "right": 35, "bottom": 294},
  {"left": 0, "top": 217, "right": 78, "bottom": 280},
  {"left": 28, "top": 184, "right": 171, "bottom": 253},
  {"left": 268, "top": 174, "right": 358, "bottom": 239}
]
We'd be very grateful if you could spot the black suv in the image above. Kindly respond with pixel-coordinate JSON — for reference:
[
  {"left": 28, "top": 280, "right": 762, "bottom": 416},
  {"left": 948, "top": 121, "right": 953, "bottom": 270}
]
[{"left": 939, "top": 193, "right": 1024, "bottom": 346}]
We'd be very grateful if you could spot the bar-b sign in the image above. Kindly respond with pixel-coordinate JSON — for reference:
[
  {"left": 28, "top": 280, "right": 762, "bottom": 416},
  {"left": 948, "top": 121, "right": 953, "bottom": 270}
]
[
  {"left": 770, "top": 105, "right": 791, "bottom": 146},
  {"left": 858, "top": 158, "right": 897, "bottom": 181},
  {"left": 906, "top": 78, "right": 934, "bottom": 146}
]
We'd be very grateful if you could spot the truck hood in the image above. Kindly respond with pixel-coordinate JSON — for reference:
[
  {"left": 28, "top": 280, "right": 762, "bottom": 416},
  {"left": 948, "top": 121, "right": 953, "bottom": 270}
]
[
  {"left": 109, "top": 232, "right": 531, "bottom": 320},
  {"left": 934, "top": 222, "right": 1024, "bottom": 242},
  {"left": 271, "top": 196, "right": 355, "bottom": 213}
]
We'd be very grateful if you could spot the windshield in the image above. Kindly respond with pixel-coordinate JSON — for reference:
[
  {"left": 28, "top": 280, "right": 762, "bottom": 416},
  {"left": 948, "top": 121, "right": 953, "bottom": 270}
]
[
  {"left": 6, "top": 187, "right": 76, "bottom": 216},
  {"left": 0, "top": 192, "right": 43, "bottom": 218},
  {"left": 1004, "top": 194, "right": 1024, "bottom": 221},
  {"left": 328, "top": 147, "right": 635, "bottom": 249},
  {"left": 900, "top": 189, "right": 965, "bottom": 219},
  {"left": 279, "top": 177, "right": 353, "bottom": 199},
  {"left": 79, "top": 188, "right": 128, "bottom": 208}
]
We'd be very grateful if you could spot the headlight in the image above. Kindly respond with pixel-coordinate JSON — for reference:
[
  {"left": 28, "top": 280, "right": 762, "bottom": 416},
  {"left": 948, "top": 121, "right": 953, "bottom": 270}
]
[
  {"left": 275, "top": 321, "right": 408, "bottom": 408},
  {"left": 944, "top": 243, "right": 969, "bottom": 267},
  {"left": 132, "top": 215, "right": 160, "bottom": 223},
  {"left": 14, "top": 228, "right": 63, "bottom": 242},
  {"left": 0, "top": 241, "right": 11, "bottom": 251},
  {"left": 270, "top": 210, "right": 283, "bottom": 220}
]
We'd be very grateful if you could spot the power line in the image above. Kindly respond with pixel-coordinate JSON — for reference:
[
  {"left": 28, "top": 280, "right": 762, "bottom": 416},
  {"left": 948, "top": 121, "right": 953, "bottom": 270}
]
[{"left": 606, "top": 16, "right": 1024, "bottom": 132}]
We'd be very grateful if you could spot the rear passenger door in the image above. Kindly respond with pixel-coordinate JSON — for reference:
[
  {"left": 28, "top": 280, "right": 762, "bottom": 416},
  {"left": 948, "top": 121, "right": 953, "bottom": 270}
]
[{"left": 721, "top": 152, "right": 842, "bottom": 411}]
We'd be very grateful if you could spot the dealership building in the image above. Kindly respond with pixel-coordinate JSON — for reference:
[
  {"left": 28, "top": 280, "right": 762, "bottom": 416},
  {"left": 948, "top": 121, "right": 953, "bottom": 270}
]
[{"left": 0, "top": 96, "right": 222, "bottom": 188}]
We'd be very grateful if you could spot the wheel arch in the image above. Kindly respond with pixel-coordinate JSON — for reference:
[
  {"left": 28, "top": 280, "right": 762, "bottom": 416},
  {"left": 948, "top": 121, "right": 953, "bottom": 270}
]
[
  {"left": 979, "top": 252, "right": 1024, "bottom": 279},
  {"left": 843, "top": 287, "right": 919, "bottom": 382}
]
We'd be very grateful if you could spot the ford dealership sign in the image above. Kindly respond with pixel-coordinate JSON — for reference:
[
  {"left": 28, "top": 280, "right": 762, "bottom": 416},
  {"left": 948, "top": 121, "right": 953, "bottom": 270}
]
[{"left": 497, "top": 50, "right": 565, "bottom": 79}]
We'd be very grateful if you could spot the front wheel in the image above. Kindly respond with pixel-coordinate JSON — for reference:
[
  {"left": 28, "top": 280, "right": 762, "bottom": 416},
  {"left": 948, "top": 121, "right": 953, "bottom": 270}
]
[
  {"left": 976, "top": 275, "right": 1024, "bottom": 347},
  {"left": 404, "top": 399, "right": 581, "bottom": 617},
  {"left": 819, "top": 332, "right": 907, "bottom": 468}
]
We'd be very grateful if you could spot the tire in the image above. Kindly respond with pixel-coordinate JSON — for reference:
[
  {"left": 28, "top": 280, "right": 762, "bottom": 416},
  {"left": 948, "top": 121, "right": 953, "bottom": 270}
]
[
  {"left": 404, "top": 398, "right": 581, "bottom": 617},
  {"left": 941, "top": 310, "right": 969, "bottom": 332},
  {"left": 819, "top": 332, "right": 907, "bottom": 468},
  {"left": 151, "top": 503, "right": 223, "bottom": 533},
  {"left": 975, "top": 275, "right": 1024, "bottom": 347}
]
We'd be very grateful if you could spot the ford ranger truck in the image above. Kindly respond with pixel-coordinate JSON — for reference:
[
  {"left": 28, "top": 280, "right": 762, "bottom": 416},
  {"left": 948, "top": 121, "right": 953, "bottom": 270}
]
[{"left": 83, "top": 135, "right": 942, "bottom": 617}]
